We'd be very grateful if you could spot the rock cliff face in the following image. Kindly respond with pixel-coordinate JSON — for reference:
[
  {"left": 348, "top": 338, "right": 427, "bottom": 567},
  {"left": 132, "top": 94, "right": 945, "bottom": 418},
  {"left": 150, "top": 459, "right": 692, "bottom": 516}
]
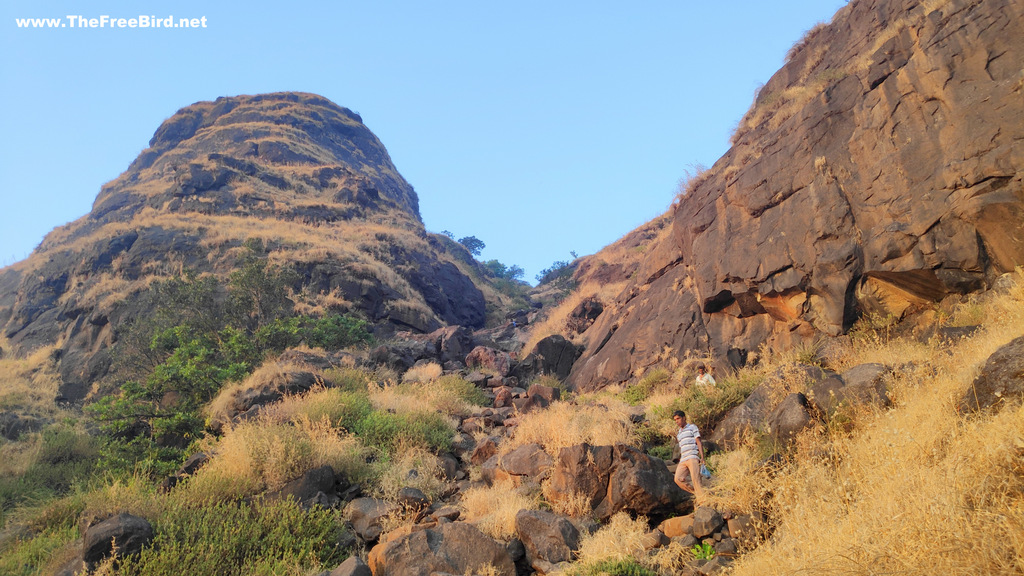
[
  {"left": 569, "top": 0, "right": 1024, "bottom": 390},
  {"left": 0, "top": 92, "right": 497, "bottom": 400}
]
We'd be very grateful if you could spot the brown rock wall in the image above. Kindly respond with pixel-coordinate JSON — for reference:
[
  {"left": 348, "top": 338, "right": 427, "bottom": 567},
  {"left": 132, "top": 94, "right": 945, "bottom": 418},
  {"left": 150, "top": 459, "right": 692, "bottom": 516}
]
[{"left": 570, "top": 0, "right": 1024, "bottom": 391}]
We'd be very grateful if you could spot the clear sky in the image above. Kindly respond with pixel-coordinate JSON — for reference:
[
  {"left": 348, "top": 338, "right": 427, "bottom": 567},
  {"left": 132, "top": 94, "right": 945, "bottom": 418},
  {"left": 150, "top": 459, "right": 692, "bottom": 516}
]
[{"left": 1, "top": 1, "right": 849, "bottom": 282}]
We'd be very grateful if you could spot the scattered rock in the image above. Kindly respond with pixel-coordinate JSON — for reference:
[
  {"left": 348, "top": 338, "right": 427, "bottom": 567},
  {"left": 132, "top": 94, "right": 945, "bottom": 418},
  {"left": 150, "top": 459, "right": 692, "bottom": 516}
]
[
  {"left": 466, "top": 346, "right": 513, "bottom": 377},
  {"left": 329, "top": 556, "right": 372, "bottom": 576},
  {"left": 692, "top": 507, "right": 725, "bottom": 539}
]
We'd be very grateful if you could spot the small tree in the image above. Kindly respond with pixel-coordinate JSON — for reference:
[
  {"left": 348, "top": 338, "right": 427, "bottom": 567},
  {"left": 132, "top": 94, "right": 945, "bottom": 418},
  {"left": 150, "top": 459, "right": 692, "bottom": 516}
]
[{"left": 458, "top": 236, "right": 485, "bottom": 256}]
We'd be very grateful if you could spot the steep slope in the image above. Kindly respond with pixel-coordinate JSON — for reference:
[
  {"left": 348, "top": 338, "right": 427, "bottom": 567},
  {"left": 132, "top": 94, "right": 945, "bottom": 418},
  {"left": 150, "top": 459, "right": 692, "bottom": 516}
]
[
  {"left": 0, "top": 92, "right": 503, "bottom": 402},
  {"left": 568, "top": 0, "right": 1024, "bottom": 391}
]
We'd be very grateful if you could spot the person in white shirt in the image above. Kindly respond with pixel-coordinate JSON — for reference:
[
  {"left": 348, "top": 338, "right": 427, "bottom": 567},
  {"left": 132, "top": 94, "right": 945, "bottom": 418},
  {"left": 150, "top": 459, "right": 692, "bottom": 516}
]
[
  {"left": 695, "top": 365, "right": 716, "bottom": 388},
  {"left": 673, "top": 410, "right": 706, "bottom": 497}
]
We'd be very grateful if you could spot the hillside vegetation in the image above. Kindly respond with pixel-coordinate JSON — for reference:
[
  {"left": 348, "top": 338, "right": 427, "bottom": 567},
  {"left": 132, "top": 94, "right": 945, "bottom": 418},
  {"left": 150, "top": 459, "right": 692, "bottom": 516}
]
[{"left": 0, "top": 263, "right": 1019, "bottom": 574}]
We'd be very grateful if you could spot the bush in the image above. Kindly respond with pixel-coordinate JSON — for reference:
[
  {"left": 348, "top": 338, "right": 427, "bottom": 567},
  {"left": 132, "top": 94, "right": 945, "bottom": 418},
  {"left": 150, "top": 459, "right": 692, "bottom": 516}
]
[
  {"left": 650, "top": 371, "right": 760, "bottom": 433},
  {"left": 115, "top": 498, "right": 349, "bottom": 576},
  {"left": 622, "top": 368, "right": 671, "bottom": 405},
  {"left": 536, "top": 259, "right": 575, "bottom": 284},
  {"left": 321, "top": 367, "right": 373, "bottom": 392},
  {"left": 299, "top": 389, "right": 374, "bottom": 433},
  {"left": 353, "top": 410, "right": 454, "bottom": 457},
  {"left": 0, "top": 426, "right": 99, "bottom": 517},
  {"left": 571, "top": 559, "right": 659, "bottom": 576}
]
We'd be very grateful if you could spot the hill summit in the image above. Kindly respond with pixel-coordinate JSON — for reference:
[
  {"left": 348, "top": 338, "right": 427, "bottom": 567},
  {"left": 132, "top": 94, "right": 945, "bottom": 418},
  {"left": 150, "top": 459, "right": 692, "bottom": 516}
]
[{"left": 0, "top": 92, "right": 513, "bottom": 403}]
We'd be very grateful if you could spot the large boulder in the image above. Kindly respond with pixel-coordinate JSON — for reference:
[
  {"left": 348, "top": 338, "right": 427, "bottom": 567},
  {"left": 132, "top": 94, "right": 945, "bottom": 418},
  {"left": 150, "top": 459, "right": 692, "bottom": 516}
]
[
  {"left": 958, "top": 335, "right": 1024, "bottom": 413},
  {"left": 329, "top": 556, "right": 372, "bottom": 576},
  {"left": 466, "top": 346, "right": 514, "bottom": 377},
  {"left": 514, "top": 335, "right": 583, "bottom": 382},
  {"left": 810, "top": 363, "right": 892, "bottom": 417},
  {"left": 83, "top": 513, "right": 154, "bottom": 568},
  {"left": 546, "top": 443, "right": 683, "bottom": 521},
  {"left": 367, "top": 522, "right": 515, "bottom": 576},
  {"left": 494, "top": 443, "right": 554, "bottom": 485},
  {"left": 267, "top": 465, "right": 340, "bottom": 509},
  {"left": 345, "top": 497, "right": 398, "bottom": 544},
  {"left": 709, "top": 386, "right": 772, "bottom": 449},
  {"left": 765, "top": 393, "right": 817, "bottom": 444},
  {"left": 514, "top": 509, "right": 580, "bottom": 565}
]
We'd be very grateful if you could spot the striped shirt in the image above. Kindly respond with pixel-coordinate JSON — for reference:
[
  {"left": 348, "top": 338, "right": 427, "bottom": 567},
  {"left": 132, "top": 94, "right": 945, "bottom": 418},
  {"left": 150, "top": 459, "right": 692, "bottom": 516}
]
[{"left": 677, "top": 423, "right": 701, "bottom": 462}]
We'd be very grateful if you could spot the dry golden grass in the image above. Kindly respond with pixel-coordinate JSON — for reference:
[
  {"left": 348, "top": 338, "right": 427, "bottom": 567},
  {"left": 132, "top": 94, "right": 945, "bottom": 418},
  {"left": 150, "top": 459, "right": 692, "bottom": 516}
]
[
  {"left": 374, "top": 445, "right": 451, "bottom": 502},
  {"left": 714, "top": 271, "right": 1024, "bottom": 576},
  {"left": 402, "top": 362, "right": 443, "bottom": 383},
  {"left": 368, "top": 374, "right": 481, "bottom": 419},
  {"left": 204, "top": 360, "right": 325, "bottom": 428},
  {"left": 190, "top": 414, "right": 370, "bottom": 496},
  {"left": 0, "top": 343, "right": 62, "bottom": 418},
  {"left": 458, "top": 478, "right": 543, "bottom": 540},
  {"left": 502, "top": 400, "right": 639, "bottom": 458},
  {"left": 574, "top": 512, "right": 651, "bottom": 565},
  {"left": 541, "top": 482, "right": 593, "bottom": 518}
]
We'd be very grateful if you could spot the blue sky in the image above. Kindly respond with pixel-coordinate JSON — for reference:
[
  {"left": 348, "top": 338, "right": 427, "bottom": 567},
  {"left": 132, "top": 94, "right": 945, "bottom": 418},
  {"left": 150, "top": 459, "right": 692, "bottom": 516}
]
[{"left": 1, "top": 1, "right": 849, "bottom": 281}]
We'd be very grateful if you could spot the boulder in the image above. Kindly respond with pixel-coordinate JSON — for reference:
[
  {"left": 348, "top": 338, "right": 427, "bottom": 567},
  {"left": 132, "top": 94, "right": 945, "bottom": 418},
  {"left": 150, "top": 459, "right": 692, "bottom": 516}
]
[
  {"left": 514, "top": 509, "right": 580, "bottom": 565},
  {"left": 958, "top": 335, "right": 1024, "bottom": 413},
  {"left": 345, "top": 497, "right": 398, "bottom": 543},
  {"left": 709, "top": 385, "right": 772, "bottom": 449},
  {"left": 470, "top": 436, "right": 500, "bottom": 466},
  {"left": 527, "top": 383, "right": 561, "bottom": 404},
  {"left": 329, "top": 556, "right": 372, "bottom": 576},
  {"left": 465, "top": 346, "right": 513, "bottom": 377},
  {"left": 367, "top": 521, "right": 515, "bottom": 576},
  {"left": 267, "top": 465, "right": 339, "bottom": 509},
  {"left": 177, "top": 451, "right": 212, "bottom": 476},
  {"left": 397, "top": 487, "right": 430, "bottom": 511},
  {"left": 498, "top": 443, "right": 554, "bottom": 483},
  {"left": 515, "top": 335, "right": 583, "bottom": 382},
  {"left": 493, "top": 386, "right": 514, "bottom": 408},
  {"left": 566, "top": 298, "right": 604, "bottom": 334},
  {"left": 547, "top": 443, "right": 683, "bottom": 521},
  {"left": 691, "top": 506, "right": 725, "bottom": 539},
  {"left": 766, "top": 393, "right": 816, "bottom": 444},
  {"left": 658, "top": 514, "right": 694, "bottom": 538},
  {"left": 0, "top": 412, "right": 42, "bottom": 441},
  {"left": 83, "top": 513, "right": 154, "bottom": 568},
  {"left": 833, "top": 363, "right": 891, "bottom": 412}
]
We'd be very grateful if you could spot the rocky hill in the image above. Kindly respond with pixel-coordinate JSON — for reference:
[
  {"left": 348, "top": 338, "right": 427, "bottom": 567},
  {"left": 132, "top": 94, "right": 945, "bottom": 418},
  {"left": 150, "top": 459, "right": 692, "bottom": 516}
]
[
  {"left": 0, "top": 92, "right": 519, "bottom": 404},
  {"left": 567, "top": 0, "right": 1024, "bottom": 391}
]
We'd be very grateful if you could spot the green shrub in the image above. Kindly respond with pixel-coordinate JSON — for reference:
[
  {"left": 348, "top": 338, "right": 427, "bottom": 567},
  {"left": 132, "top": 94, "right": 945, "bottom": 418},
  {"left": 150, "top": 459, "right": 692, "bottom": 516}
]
[
  {"left": 0, "top": 524, "right": 78, "bottom": 576},
  {"left": 115, "top": 498, "right": 349, "bottom": 576},
  {"left": 353, "top": 410, "right": 454, "bottom": 456},
  {"left": 650, "top": 371, "right": 759, "bottom": 432},
  {"left": 692, "top": 541, "right": 715, "bottom": 560},
  {"left": 322, "top": 367, "right": 373, "bottom": 392},
  {"left": 300, "top": 389, "right": 374, "bottom": 433},
  {"left": 0, "top": 426, "right": 99, "bottom": 517},
  {"left": 635, "top": 421, "right": 675, "bottom": 461},
  {"left": 434, "top": 374, "right": 490, "bottom": 408},
  {"left": 622, "top": 369, "right": 670, "bottom": 406},
  {"left": 570, "top": 558, "right": 659, "bottom": 576}
]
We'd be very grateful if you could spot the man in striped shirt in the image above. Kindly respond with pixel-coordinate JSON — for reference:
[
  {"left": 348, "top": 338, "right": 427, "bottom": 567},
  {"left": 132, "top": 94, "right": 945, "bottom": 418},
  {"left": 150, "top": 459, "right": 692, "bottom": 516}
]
[{"left": 673, "top": 410, "right": 706, "bottom": 497}]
